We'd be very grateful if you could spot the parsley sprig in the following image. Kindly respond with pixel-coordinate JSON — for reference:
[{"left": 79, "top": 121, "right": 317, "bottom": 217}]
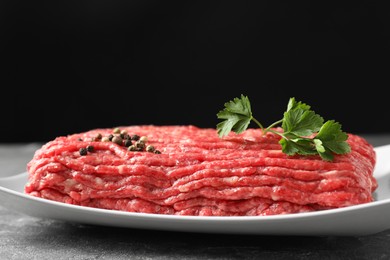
[{"left": 216, "top": 94, "right": 351, "bottom": 161}]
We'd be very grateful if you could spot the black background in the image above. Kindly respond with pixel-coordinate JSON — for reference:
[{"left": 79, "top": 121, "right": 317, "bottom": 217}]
[{"left": 1, "top": 1, "right": 389, "bottom": 143}]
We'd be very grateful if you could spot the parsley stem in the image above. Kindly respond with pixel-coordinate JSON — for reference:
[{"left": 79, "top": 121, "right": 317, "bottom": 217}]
[
  {"left": 267, "top": 129, "right": 286, "bottom": 139},
  {"left": 266, "top": 119, "right": 283, "bottom": 130},
  {"left": 251, "top": 117, "right": 264, "bottom": 131}
]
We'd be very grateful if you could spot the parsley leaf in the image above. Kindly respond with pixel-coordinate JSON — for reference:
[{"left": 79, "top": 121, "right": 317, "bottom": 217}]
[
  {"left": 314, "top": 120, "right": 351, "bottom": 160},
  {"left": 216, "top": 95, "right": 351, "bottom": 161},
  {"left": 216, "top": 94, "right": 254, "bottom": 137},
  {"left": 282, "top": 105, "right": 324, "bottom": 137}
]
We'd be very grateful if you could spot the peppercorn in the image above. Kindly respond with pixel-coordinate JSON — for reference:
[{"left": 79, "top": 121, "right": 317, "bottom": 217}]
[
  {"left": 135, "top": 141, "right": 145, "bottom": 149},
  {"left": 101, "top": 136, "right": 110, "bottom": 142},
  {"left": 140, "top": 136, "right": 148, "bottom": 143},
  {"left": 86, "top": 145, "right": 94, "bottom": 152},
  {"left": 92, "top": 133, "right": 102, "bottom": 141},
  {"left": 112, "top": 135, "right": 123, "bottom": 145},
  {"left": 124, "top": 139, "right": 132, "bottom": 147},
  {"left": 146, "top": 145, "right": 155, "bottom": 153},
  {"left": 154, "top": 150, "right": 161, "bottom": 154},
  {"left": 113, "top": 127, "right": 120, "bottom": 134},
  {"left": 128, "top": 145, "right": 137, "bottom": 151},
  {"left": 131, "top": 134, "right": 140, "bottom": 141},
  {"left": 79, "top": 147, "right": 88, "bottom": 156},
  {"left": 108, "top": 134, "right": 114, "bottom": 141}
]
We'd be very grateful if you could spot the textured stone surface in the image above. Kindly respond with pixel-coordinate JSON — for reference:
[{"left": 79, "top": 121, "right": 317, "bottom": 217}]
[
  {"left": 1, "top": 207, "right": 390, "bottom": 260},
  {"left": 1, "top": 139, "right": 390, "bottom": 260}
]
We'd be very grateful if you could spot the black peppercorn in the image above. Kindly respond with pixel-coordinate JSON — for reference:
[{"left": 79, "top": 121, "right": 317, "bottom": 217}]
[
  {"left": 79, "top": 147, "right": 88, "bottom": 156},
  {"left": 86, "top": 145, "right": 94, "bottom": 152},
  {"left": 124, "top": 139, "right": 132, "bottom": 147},
  {"left": 131, "top": 134, "right": 140, "bottom": 141}
]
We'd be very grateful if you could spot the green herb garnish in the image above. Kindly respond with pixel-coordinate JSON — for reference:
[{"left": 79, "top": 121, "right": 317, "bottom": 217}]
[{"left": 216, "top": 94, "right": 351, "bottom": 161}]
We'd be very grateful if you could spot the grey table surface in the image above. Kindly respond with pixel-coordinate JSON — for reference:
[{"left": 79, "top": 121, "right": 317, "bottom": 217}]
[{"left": 1, "top": 135, "right": 390, "bottom": 260}]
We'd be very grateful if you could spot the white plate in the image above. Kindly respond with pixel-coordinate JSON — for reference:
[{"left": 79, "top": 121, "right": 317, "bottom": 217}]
[{"left": 1, "top": 144, "right": 390, "bottom": 236}]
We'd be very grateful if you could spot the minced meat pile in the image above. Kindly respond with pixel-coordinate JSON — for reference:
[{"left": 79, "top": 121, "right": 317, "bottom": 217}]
[{"left": 25, "top": 125, "right": 377, "bottom": 216}]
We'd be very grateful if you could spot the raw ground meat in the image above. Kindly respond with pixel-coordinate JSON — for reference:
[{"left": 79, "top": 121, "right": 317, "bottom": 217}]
[{"left": 25, "top": 125, "right": 377, "bottom": 216}]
